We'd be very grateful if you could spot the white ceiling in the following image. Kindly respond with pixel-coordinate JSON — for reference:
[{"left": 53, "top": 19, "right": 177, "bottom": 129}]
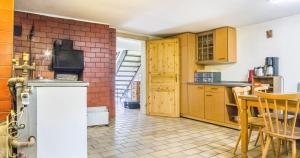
[{"left": 15, "top": 0, "right": 300, "bottom": 36}]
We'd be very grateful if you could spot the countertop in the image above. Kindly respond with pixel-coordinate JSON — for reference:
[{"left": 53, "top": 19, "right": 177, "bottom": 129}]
[
  {"left": 187, "top": 81, "right": 251, "bottom": 87},
  {"left": 28, "top": 80, "right": 89, "bottom": 87}
]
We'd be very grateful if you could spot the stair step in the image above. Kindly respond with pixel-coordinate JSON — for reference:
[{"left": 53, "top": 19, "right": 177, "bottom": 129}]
[
  {"left": 120, "top": 65, "right": 140, "bottom": 68},
  {"left": 126, "top": 54, "right": 141, "bottom": 57},
  {"left": 115, "top": 79, "right": 132, "bottom": 81},
  {"left": 115, "top": 50, "right": 141, "bottom": 99},
  {"left": 118, "top": 70, "right": 138, "bottom": 73},
  {"left": 116, "top": 75, "right": 135, "bottom": 78},
  {"left": 115, "top": 84, "right": 130, "bottom": 86},
  {"left": 123, "top": 60, "right": 141, "bottom": 63}
]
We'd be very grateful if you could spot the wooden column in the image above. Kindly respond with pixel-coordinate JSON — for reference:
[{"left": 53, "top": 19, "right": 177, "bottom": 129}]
[{"left": 0, "top": 0, "right": 14, "bottom": 121}]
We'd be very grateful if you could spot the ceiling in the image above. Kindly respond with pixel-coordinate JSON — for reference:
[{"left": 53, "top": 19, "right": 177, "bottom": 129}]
[{"left": 15, "top": 0, "right": 300, "bottom": 36}]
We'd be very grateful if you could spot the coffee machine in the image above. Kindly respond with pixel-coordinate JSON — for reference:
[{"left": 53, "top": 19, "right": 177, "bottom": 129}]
[{"left": 265, "top": 57, "right": 279, "bottom": 76}]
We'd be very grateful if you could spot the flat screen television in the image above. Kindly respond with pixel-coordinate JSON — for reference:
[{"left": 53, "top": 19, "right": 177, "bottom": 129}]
[{"left": 52, "top": 50, "right": 84, "bottom": 73}]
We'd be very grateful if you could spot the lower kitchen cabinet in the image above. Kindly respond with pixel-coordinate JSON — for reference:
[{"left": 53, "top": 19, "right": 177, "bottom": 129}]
[
  {"left": 180, "top": 83, "right": 189, "bottom": 115},
  {"left": 204, "top": 90, "right": 225, "bottom": 123},
  {"left": 182, "top": 84, "right": 238, "bottom": 129},
  {"left": 187, "top": 84, "right": 205, "bottom": 119}
]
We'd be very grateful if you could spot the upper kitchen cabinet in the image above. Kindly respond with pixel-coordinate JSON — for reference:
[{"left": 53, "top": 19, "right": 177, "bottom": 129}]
[
  {"left": 196, "top": 27, "right": 237, "bottom": 65},
  {"left": 176, "top": 33, "right": 203, "bottom": 82}
]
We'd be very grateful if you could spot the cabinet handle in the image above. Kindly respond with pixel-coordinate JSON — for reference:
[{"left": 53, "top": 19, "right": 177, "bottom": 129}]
[
  {"left": 218, "top": 58, "right": 226, "bottom": 60},
  {"left": 206, "top": 94, "right": 212, "bottom": 97},
  {"left": 211, "top": 88, "right": 218, "bottom": 90},
  {"left": 198, "top": 86, "right": 203, "bottom": 89}
]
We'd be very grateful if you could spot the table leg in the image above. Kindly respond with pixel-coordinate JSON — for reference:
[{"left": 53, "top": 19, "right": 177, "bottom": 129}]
[{"left": 241, "top": 99, "right": 248, "bottom": 158}]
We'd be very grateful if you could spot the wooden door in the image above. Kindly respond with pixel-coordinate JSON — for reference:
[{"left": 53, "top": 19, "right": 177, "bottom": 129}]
[
  {"left": 188, "top": 85, "right": 205, "bottom": 119},
  {"left": 146, "top": 38, "right": 180, "bottom": 117}
]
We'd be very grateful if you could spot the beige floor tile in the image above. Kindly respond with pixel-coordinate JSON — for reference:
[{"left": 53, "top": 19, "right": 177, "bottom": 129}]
[
  {"left": 87, "top": 104, "right": 268, "bottom": 158},
  {"left": 182, "top": 148, "right": 202, "bottom": 155},
  {"left": 150, "top": 150, "right": 171, "bottom": 157}
]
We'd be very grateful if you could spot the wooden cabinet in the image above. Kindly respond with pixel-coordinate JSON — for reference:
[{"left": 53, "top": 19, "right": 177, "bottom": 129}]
[
  {"left": 180, "top": 83, "right": 189, "bottom": 115},
  {"left": 131, "top": 81, "right": 140, "bottom": 101},
  {"left": 187, "top": 85, "right": 205, "bottom": 119},
  {"left": 252, "top": 76, "right": 283, "bottom": 93},
  {"left": 183, "top": 84, "right": 238, "bottom": 128},
  {"left": 197, "top": 27, "right": 236, "bottom": 64},
  {"left": 176, "top": 33, "right": 204, "bottom": 116},
  {"left": 204, "top": 86, "right": 225, "bottom": 122},
  {"left": 177, "top": 33, "right": 203, "bottom": 82}
]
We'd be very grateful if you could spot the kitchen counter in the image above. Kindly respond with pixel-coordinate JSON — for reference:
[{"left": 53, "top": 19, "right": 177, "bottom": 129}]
[{"left": 188, "top": 81, "right": 251, "bottom": 87}]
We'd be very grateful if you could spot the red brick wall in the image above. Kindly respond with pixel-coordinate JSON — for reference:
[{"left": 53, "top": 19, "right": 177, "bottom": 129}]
[{"left": 14, "top": 11, "right": 116, "bottom": 117}]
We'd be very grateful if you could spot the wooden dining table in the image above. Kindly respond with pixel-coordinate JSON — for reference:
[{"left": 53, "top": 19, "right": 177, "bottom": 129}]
[{"left": 239, "top": 94, "right": 299, "bottom": 158}]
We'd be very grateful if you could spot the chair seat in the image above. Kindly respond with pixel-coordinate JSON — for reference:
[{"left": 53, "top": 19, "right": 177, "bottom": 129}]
[
  {"left": 265, "top": 126, "right": 300, "bottom": 140},
  {"left": 248, "top": 117, "right": 265, "bottom": 127},
  {"left": 272, "top": 113, "right": 294, "bottom": 121},
  {"left": 258, "top": 113, "right": 294, "bottom": 121}
]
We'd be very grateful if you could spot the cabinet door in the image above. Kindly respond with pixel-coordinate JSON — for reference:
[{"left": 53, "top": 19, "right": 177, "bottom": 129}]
[
  {"left": 177, "top": 34, "right": 189, "bottom": 82},
  {"left": 215, "top": 27, "right": 228, "bottom": 62},
  {"left": 205, "top": 91, "right": 225, "bottom": 122},
  {"left": 180, "top": 83, "right": 189, "bottom": 115},
  {"left": 188, "top": 85, "right": 205, "bottom": 119}
]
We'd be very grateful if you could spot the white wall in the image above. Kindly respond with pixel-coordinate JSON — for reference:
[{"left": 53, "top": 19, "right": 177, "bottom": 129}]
[
  {"left": 117, "top": 37, "right": 143, "bottom": 52},
  {"left": 140, "top": 41, "right": 146, "bottom": 114},
  {"left": 205, "top": 13, "right": 300, "bottom": 93}
]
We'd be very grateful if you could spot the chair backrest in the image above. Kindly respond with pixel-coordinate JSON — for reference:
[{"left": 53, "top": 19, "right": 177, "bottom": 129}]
[
  {"left": 256, "top": 91, "right": 300, "bottom": 138},
  {"left": 254, "top": 84, "right": 269, "bottom": 93},
  {"left": 232, "top": 86, "right": 251, "bottom": 113},
  {"left": 232, "top": 86, "right": 251, "bottom": 124},
  {"left": 232, "top": 85, "right": 269, "bottom": 118}
]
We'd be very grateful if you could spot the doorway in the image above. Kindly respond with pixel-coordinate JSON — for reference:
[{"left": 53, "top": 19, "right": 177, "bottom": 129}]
[{"left": 115, "top": 37, "right": 146, "bottom": 113}]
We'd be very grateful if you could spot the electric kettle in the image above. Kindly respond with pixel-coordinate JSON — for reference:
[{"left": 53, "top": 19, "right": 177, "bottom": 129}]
[
  {"left": 255, "top": 67, "right": 264, "bottom": 76},
  {"left": 266, "top": 66, "right": 273, "bottom": 76}
]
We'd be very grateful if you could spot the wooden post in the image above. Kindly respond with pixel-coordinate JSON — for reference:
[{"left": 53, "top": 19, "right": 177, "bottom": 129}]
[{"left": 241, "top": 99, "right": 248, "bottom": 158}]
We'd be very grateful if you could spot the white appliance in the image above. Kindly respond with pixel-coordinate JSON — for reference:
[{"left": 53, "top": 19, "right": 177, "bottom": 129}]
[
  {"left": 87, "top": 106, "right": 109, "bottom": 126},
  {"left": 21, "top": 80, "right": 89, "bottom": 158}
]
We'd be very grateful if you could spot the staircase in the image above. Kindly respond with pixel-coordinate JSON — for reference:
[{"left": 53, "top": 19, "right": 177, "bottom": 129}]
[{"left": 115, "top": 50, "right": 141, "bottom": 98}]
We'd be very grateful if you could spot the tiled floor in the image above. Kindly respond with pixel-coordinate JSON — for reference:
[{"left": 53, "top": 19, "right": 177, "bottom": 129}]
[{"left": 88, "top": 106, "right": 296, "bottom": 158}]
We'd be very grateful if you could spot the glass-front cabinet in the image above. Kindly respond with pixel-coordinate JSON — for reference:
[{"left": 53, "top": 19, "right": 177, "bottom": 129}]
[
  {"left": 196, "top": 27, "right": 237, "bottom": 64},
  {"left": 197, "top": 31, "right": 214, "bottom": 61}
]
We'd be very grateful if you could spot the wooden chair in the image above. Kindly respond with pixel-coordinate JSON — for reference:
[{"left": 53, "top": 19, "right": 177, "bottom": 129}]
[
  {"left": 232, "top": 86, "right": 267, "bottom": 155},
  {"left": 256, "top": 91, "right": 300, "bottom": 158}
]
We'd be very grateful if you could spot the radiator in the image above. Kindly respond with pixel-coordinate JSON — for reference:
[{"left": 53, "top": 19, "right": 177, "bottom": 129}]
[{"left": 87, "top": 106, "right": 109, "bottom": 126}]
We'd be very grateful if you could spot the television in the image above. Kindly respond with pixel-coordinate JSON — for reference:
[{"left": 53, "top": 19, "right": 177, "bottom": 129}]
[{"left": 52, "top": 50, "right": 84, "bottom": 73}]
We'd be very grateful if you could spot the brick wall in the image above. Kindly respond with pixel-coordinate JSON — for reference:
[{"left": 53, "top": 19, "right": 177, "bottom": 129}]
[
  {"left": 14, "top": 11, "right": 116, "bottom": 117},
  {"left": 0, "top": 0, "right": 14, "bottom": 121}
]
